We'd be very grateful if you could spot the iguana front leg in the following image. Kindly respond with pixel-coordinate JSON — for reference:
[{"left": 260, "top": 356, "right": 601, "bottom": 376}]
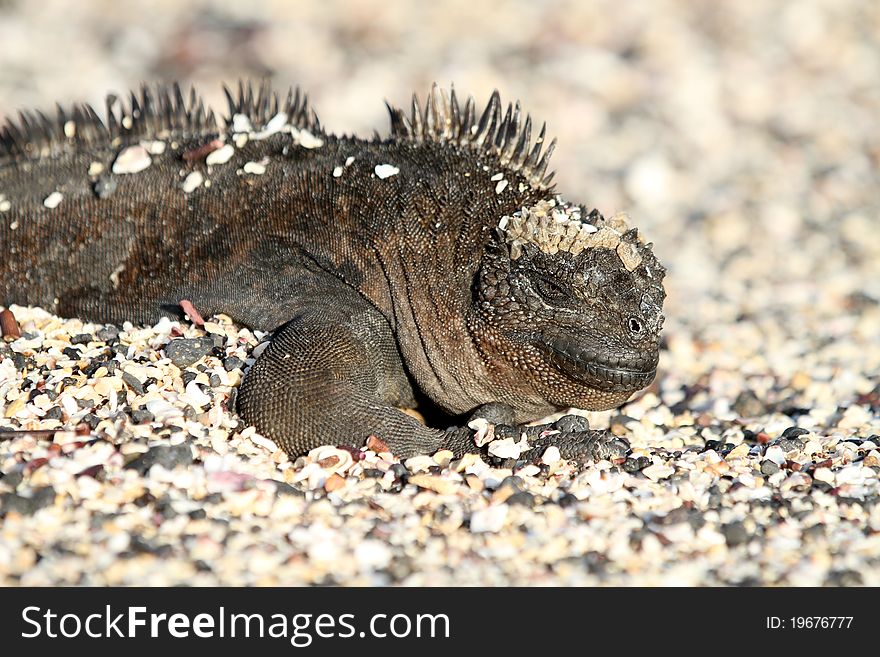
[{"left": 237, "top": 296, "right": 454, "bottom": 459}]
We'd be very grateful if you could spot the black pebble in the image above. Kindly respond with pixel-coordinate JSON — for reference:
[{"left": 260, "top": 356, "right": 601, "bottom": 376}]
[
  {"left": 732, "top": 390, "right": 766, "bottom": 417},
  {"left": 782, "top": 426, "right": 810, "bottom": 439},
  {"left": 274, "top": 482, "right": 305, "bottom": 497},
  {"left": 223, "top": 356, "right": 245, "bottom": 371},
  {"left": 164, "top": 337, "right": 215, "bottom": 368},
  {"left": 500, "top": 475, "right": 524, "bottom": 492},
  {"left": 722, "top": 520, "right": 749, "bottom": 547},
  {"left": 125, "top": 443, "right": 193, "bottom": 474},
  {"left": 0, "top": 486, "right": 56, "bottom": 516},
  {"left": 96, "top": 325, "right": 119, "bottom": 342},
  {"left": 130, "top": 408, "right": 154, "bottom": 424},
  {"left": 0, "top": 470, "right": 24, "bottom": 489},
  {"left": 82, "top": 360, "right": 104, "bottom": 377},
  {"left": 775, "top": 438, "right": 804, "bottom": 452},
  {"left": 121, "top": 371, "right": 145, "bottom": 395},
  {"left": 154, "top": 498, "right": 178, "bottom": 520},
  {"left": 71, "top": 333, "right": 93, "bottom": 345},
  {"left": 82, "top": 413, "right": 100, "bottom": 429},
  {"left": 760, "top": 460, "right": 780, "bottom": 476},
  {"left": 133, "top": 492, "right": 156, "bottom": 507},
  {"left": 62, "top": 346, "right": 80, "bottom": 360},
  {"left": 802, "top": 524, "right": 825, "bottom": 541},
  {"left": 507, "top": 491, "right": 535, "bottom": 507},
  {"left": 557, "top": 492, "right": 578, "bottom": 507},
  {"left": 825, "top": 570, "right": 863, "bottom": 586}
]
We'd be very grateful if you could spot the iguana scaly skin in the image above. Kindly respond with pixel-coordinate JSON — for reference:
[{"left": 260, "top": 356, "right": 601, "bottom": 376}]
[{"left": 0, "top": 82, "right": 666, "bottom": 461}]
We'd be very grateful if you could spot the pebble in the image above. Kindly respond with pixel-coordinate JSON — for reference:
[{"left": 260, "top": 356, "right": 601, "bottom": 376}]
[
  {"left": 374, "top": 164, "right": 399, "bottom": 179},
  {"left": 642, "top": 463, "right": 675, "bottom": 481},
  {"left": 164, "top": 337, "right": 215, "bottom": 368},
  {"left": 1, "top": 487, "right": 56, "bottom": 516},
  {"left": 112, "top": 144, "right": 152, "bottom": 174},
  {"left": 541, "top": 446, "right": 561, "bottom": 464},
  {"left": 243, "top": 161, "right": 266, "bottom": 175},
  {"left": 182, "top": 171, "right": 204, "bottom": 193},
  {"left": 469, "top": 505, "right": 508, "bottom": 533},
  {"left": 42, "top": 191, "right": 63, "bottom": 209},
  {"left": 125, "top": 444, "right": 194, "bottom": 474},
  {"left": 487, "top": 437, "right": 527, "bottom": 459},
  {"left": 760, "top": 460, "right": 780, "bottom": 476},
  {"left": 206, "top": 144, "right": 235, "bottom": 166},
  {"left": 764, "top": 446, "right": 787, "bottom": 466},
  {"left": 721, "top": 521, "right": 749, "bottom": 547},
  {"left": 407, "top": 474, "right": 458, "bottom": 495}
]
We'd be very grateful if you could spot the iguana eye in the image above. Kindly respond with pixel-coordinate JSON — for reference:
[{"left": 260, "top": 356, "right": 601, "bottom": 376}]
[
  {"left": 628, "top": 317, "right": 644, "bottom": 335},
  {"left": 532, "top": 275, "right": 568, "bottom": 304}
]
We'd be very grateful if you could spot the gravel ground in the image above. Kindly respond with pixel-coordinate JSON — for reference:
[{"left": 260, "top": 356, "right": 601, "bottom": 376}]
[{"left": 1, "top": 0, "right": 879, "bottom": 585}]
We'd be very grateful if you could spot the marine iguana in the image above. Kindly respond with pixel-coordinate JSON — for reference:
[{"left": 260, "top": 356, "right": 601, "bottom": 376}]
[{"left": 0, "top": 81, "right": 666, "bottom": 462}]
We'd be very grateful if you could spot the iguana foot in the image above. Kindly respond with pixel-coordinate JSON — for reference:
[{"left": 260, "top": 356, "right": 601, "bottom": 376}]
[
  {"left": 439, "top": 409, "right": 630, "bottom": 465},
  {"left": 518, "top": 419, "right": 630, "bottom": 464}
]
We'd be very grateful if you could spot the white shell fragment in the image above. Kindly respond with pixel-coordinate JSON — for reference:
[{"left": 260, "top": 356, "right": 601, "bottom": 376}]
[
  {"left": 296, "top": 129, "right": 324, "bottom": 149},
  {"left": 231, "top": 113, "right": 253, "bottom": 134},
  {"left": 374, "top": 164, "right": 400, "bottom": 179},
  {"left": 467, "top": 417, "right": 493, "bottom": 447},
  {"left": 0, "top": 195, "right": 10, "bottom": 212},
  {"left": 243, "top": 161, "right": 267, "bottom": 175},
  {"left": 487, "top": 436, "right": 530, "bottom": 459},
  {"left": 541, "top": 446, "right": 562, "bottom": 465},
  {"left": 140, "top": 140, "right": 166, "bottom": 155},
  {"left": 182, "top": 171, "right": 204, "bottom": 193},
  {"left": 205, "top": 144, "right": 235, "bottom": 166},
  {"left": 470, "top": 505, "right": 509, "bottom": 533},
  {"left": 112, "top": 144, "right": 152, "bottom": 174},
  {"left": 250, "top": 112, "right": 288, "bottom": 140},
  {"left": 495, "top": 179, "right": 509, "bottom": 194},
  {"left": 109, "top": 263, "right": 125, "bottom": 289},
  {"left": 332, "top": 166, "right": 343, "bottom": 177},
  {"left": 43, "top": 191, "right": 63, "bottom": 209},
  {"left": 87, "top": 161, "right": 104, "bottom": 176}
]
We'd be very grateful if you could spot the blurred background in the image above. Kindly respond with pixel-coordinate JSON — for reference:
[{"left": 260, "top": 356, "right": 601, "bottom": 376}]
[{"left": 2, "top": 0, "right": 878, "bottom": 410}]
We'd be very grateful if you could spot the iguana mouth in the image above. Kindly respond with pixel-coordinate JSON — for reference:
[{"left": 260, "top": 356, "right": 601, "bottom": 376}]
[{"left": 544, "top": 339, "right": 658, "bottom": 393}]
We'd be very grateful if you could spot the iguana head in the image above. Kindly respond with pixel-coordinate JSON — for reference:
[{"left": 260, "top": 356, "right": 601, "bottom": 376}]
[
  {"left": 387, "top": 85, "right": 666, "bottom": 413},
  {"left": 473, "top": 196, "right": 666, "bottom": 411}
]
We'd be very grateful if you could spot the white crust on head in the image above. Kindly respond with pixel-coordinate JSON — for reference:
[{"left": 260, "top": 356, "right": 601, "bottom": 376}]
[{"left": 498, "top": 195, "right": 646, "bottom": 271}]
